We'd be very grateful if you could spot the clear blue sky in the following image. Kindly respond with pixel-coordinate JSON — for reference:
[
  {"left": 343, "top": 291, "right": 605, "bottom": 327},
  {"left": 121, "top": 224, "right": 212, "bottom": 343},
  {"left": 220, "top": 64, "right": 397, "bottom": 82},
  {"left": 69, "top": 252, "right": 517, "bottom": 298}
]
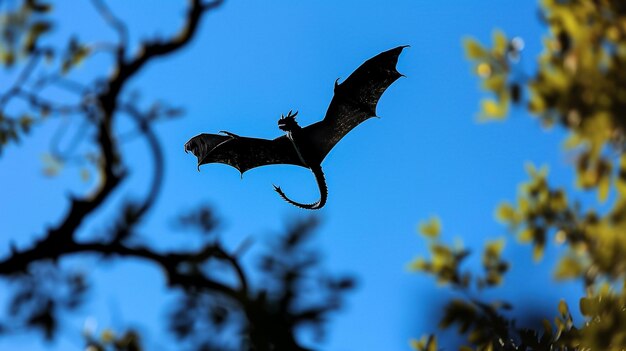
[{"left": 0, "top": 1, "right": 586, "bottom": 350}]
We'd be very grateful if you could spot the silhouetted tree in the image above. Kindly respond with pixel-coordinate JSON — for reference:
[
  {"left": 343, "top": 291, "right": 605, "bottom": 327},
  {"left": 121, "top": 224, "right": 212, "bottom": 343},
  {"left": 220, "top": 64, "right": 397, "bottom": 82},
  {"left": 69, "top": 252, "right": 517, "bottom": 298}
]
[
  {"left": 412, "top": 1, "right": 626, "bottom": 350},
  {"left": 0, "top": 1, "right": 353, "bottom": 350}
]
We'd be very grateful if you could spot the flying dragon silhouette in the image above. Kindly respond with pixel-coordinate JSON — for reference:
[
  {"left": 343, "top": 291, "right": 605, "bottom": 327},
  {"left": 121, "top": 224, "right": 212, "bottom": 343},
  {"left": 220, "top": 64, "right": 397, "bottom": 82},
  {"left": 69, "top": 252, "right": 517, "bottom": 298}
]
[{"left": 185, "top": 46, "right": 407, "bottom": 209}]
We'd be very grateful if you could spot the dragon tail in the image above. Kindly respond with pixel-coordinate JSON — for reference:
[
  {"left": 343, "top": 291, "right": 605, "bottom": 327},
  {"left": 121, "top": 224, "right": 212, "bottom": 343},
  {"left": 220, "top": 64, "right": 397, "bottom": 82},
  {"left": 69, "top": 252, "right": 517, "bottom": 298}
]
[{"left": 273, "top": 166, "right": 328, "bottom": 210}]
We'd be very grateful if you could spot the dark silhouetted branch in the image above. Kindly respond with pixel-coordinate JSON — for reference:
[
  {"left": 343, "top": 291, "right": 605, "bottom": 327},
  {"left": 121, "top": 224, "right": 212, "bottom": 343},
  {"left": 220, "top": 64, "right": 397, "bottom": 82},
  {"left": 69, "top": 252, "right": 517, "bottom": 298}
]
[{"left": 0, "top": 0, "right": 222, "bottom": 276}]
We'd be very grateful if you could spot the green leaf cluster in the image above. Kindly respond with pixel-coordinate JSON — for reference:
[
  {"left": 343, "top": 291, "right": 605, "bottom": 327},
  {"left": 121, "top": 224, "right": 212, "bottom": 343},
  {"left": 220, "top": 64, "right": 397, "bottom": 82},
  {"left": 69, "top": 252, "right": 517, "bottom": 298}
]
[
  {"left": 414, "top": 1, "right": 626, "bottom": 350},
  {"left": 466, "top": 0, "right": 626, "bottom": 199},
  {"left": 410, "top": 216, "right": 471, "bottom": 287},
  {"left": 409, "top": 216, "right": 509, "bottom": 290},
  {"left": 464, "top": 30, "right": 517, "bottom": 121},
  {"left": 499, "top": 159, "right": 626, "bottom": 284}
]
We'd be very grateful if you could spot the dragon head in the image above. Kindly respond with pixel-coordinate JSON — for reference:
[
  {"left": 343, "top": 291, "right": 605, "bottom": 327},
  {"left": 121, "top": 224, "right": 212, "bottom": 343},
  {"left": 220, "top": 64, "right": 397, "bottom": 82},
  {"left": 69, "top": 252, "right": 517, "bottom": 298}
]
[{"left": 278, "top": 110, "right": 300, "bottom": 132}]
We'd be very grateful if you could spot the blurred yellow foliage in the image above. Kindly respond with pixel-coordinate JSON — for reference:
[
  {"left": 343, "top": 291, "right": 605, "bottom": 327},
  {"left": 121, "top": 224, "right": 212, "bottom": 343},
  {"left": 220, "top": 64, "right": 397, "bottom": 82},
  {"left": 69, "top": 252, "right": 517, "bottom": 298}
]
[
  {"left": 410, "top": 335, "right": 437, "bottom": 351},
  {"left": 417, "top": 1, "right": 626, "bottom": 349},
  {"left": 418, "top": 216, "right": 441, "bottom": 238}
]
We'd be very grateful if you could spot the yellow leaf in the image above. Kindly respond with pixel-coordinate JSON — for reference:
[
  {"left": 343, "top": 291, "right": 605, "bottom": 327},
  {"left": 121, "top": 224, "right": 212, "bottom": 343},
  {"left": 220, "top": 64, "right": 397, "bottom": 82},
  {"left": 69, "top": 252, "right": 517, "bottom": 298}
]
[
  {"left": 496, "top": 202, "right": 516, "bottom": 222},
  {"left": 599, "top": 282, "right": 610, "bottom": 296},
  {"left": 597, "top": 172, "right": 610, "bottom": 203},
  {"left": 101, "top": 329, "right": 115, "bottom": 343},
  {"left": 408, "top": 257, "right": 428, "bottom": 271},
  {"left": 482, "top": 74, "right": 505, "bottom": 92},
  {"left": 410, "top": 335, "right": 431, "bottom": 351},
  {"left": 485, "top": 238, "right": 505, "bottom": 257},
  {"left": 554, "top": 316, "right": 563, "bottom": 331},
  {"left": 528, "top": 93, "right": 546, "bottom": 113},
  {"left": 558, "top": 300, "right": 569, "bottom": 316},
  {"left": 518, "top": 228, "right": 533, "bottom": 243},
  {"left": 524, "top": 162, "right": 548, "bottom": 178},
  {"left": 579, "top": 112, "right": 611, "bottom": 159},
  {"left": 480, "top": 98, "right": 507, "bottom": 120},
  {"left": 606, "top": 26, "right": 620, "bottom": 42},
  {"left": 518, "top": 197, "right": 529, "bottom": 214},
  {"left": 419, "top": 216, "right": 441, "bottom": 238},
  {"left": 409, "top": 338, "right": 423, "bottom": 350},
  {"left": 492, "top": 30, "right": 508, "bottom": 56},
  {"left": 550, "top": 190, "right": 568, "bottom": 212},
  {"left": 580, "top": 297, "right": 597, "bottom": 316},
  {"left": 562, "top": 133, "right": 582, "bottom": 150},
  {"left": 25, "top": 21, "right": 52, "bottom": 52},
  {"left": 533, "top": 244, "right": 544, "bottom": 262},
  {"left": 426, "top": 335, "right": 437, "bottom": 351},
  {"left": 431, "top": 245, "right": 452, "bottom": 270},
  {"left": 464, "top": 37, "right": 487, "bottom": 59},
  {"left": 476, "top": 62, "right": 492, "bottom": 78},
  {"left": 525, "top": 162, "right": 538, "bottom": 176},
  {"left": 544, "top": 67, "right": 569, "bottom": 91}
]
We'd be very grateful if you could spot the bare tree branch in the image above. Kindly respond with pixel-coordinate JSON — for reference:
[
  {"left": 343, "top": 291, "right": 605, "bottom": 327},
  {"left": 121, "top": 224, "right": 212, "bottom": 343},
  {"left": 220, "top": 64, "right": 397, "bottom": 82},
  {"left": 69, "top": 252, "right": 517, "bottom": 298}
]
[
  {"left": 0, "top": 2, "right": 353, "bottom": 350},
  {"left": 0, "top": 0, "right": 221, "bottom": 276}
]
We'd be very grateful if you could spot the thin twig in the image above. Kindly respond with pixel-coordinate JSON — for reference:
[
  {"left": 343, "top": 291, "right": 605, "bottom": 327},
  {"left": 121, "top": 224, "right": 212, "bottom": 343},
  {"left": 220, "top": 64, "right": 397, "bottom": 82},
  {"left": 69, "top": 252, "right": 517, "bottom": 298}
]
[
  {"left": 49, "top": 116, "right": 91, "bottom": 162},
  {"left": 0, "top": 0, "right": 223, "bottom": 276},
  {"left": 33, "top": 74, "right": 89, "bottom": 95},
  {"left": 13, "top": 89, "right": 84, "bottom": 115},
  {"left": 119, "top": 103, "right": 165, "bottom": 218},
  {"left": 90, "top": 0, "right": 128, "bottom": 60},
  {"left": 0, "top": 49, "right": 44, "bottom": 109}
]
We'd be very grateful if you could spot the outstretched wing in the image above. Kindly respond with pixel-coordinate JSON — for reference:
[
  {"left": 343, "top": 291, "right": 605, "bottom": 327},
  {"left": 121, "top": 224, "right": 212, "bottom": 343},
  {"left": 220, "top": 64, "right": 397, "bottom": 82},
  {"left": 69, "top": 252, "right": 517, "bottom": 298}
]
[
  {"left": 184, "top": 133, "right": 306, "bottom": 174},
  {"left": 304, "top": 45, "right": 407, "bottom": 160}
]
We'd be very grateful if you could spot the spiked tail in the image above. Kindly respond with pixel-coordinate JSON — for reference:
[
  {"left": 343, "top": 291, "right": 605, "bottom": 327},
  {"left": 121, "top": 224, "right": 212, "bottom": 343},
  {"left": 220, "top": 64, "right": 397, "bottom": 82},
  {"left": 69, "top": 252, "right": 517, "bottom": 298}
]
[{"left": 273, "top": 166, "right": 328, "bottom": 210}]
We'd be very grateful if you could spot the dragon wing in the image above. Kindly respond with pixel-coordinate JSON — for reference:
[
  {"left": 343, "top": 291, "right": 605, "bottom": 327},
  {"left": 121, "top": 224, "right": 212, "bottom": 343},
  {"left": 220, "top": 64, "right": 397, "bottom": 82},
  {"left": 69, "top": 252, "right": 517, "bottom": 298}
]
[
  {"left": 303, "top": 45, "right": 407, "bottom": 160},
  {"left": 184, "top": 133, "right": 306, "bottom": 174}
]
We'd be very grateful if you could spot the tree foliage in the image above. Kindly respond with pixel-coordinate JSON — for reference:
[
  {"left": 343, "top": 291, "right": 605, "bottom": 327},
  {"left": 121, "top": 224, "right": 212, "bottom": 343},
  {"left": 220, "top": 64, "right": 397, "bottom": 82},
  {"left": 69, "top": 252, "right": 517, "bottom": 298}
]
[
  {"left": 0, "top": 1, "right": 353, "bottom": 350},
  {"left": 413, "top": 0, "right": 626, "bottom": 350}
]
